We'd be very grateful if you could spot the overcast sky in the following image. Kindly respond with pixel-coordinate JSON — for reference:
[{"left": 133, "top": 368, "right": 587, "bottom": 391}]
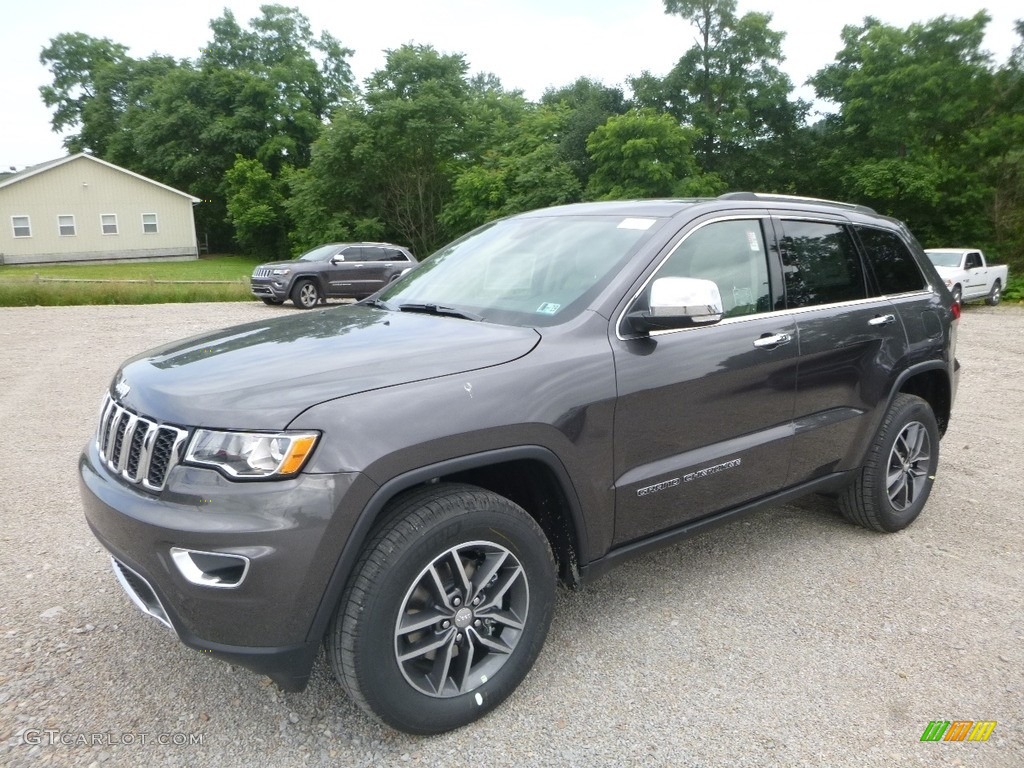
[{"left": 1, "top": 0, "right": 1020, "bottom": 169}]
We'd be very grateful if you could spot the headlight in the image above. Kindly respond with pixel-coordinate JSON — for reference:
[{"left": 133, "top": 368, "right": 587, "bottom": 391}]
[
  {"left": 271, "top": 268, "right": 290, "bottom": 276},
  {"left": 184, "top": 430, "right": 319, "bottom": 479}
]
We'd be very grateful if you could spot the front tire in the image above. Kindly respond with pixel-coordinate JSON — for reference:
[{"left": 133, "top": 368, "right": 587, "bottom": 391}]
[
  {"left": 328, "top": 484, "right": 556, "bottom": 734},
  {"left": 986, "top": 280, "right": 1002, "bottom": 306},
  {"left": 838, "top": 394, "right": 939, "bottom": 532},
  {"left": 261, "top": 297, "right": 284, "bottom": 306},
  {"left": 291, "top": 279, "right": 321, "bottom": 309},
  {"left": 951, "top": 285, "right": 962, "bottom": 305}
]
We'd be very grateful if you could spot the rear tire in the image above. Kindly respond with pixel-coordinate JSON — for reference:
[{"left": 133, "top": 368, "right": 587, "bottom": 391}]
[
  {"left": 291, "top": 279, "right": 321, "bottom": 309},
  {"left": 838, "top": 394, "right": 939, "bottom": 532},
  {"left": 328, "top": 484, "right": 556, "bottom": 734},
  {"left": 986, "top": 280, "right": 1002, "bottom": 306}
]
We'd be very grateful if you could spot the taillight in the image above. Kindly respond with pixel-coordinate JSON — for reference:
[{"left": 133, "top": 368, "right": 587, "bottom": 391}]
[{"left": 951, "top": 301, "right": 961, "bottom": 320}]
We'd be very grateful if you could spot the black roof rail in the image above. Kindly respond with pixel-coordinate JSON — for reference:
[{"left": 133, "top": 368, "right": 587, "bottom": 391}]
[{"left": 718, "top": 191, "right": 876, "bottom": 215}]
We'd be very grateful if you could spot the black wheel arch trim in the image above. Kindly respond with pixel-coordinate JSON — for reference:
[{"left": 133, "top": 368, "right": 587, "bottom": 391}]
[
  {"left": 848, "top": 359, "right": 954, "bottom": 469},
  {"left": 304, "top": 445, "right": 589, "bottom": 647},
  {"left": 289, "top": 273, "right": 328, "bottom": 295}
]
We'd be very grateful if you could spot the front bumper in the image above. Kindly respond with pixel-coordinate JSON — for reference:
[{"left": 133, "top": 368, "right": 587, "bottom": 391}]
[
  {"left": 79, "top": 439, "right": 372, "bottom": 690},
  {"left": 250, "top": 277, "right": 289, "bottom": 301}
]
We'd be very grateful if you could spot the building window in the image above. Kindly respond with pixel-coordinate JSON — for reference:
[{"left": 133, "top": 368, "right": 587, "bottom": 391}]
[
  {"left": 101, "top": 214, "right": 118, "bottom": 235},
  {"left": 58, "top": 215, "right": 77, "bottom": 236},
  {"left": 12, "top": 216, "right": 31, "bottom": 238},
  {"left": 142, "top": 213, "right": 159, "bottom": 234}
]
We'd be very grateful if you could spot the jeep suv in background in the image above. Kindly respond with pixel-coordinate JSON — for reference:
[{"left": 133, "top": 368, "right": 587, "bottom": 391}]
[
  {"left": 250, "top": 241, "right": 416, "bottom": 308},
  {"left": 80, "top": 193, "right": 959, "bottom": 735}
]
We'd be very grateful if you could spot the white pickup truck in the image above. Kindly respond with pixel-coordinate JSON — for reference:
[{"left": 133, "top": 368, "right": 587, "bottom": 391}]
[{"left": 924, "top": 248, "right": 1008, "bottom": 306}]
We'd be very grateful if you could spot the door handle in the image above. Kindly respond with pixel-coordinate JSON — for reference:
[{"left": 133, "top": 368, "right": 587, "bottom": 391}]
[
  {"left": 753, "top": 332, "right": 792, "bottom": 348},
  {"left": 868, "top": 314, "right": 896, "bottom": 326}
]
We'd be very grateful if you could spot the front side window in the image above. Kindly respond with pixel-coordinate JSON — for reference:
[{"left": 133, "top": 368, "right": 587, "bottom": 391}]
[
  {"left": 12, "top": 216, "right": 31, "bottom": 238},
  {"left": 142, "top": 213, "right": 158, "bottom": 234},
  {"left": 58, "top": 215, "right": 76, "bottom": 236},
  {"left": 101, "top": 214, "right": 118, "bottom": 235},
  {"left": 780, "top": 220, "right": 866, "bottom": 308},
  {"left": 965, "top": 252, "right": 983, "bottom": 270},
  {"left": 653, "top": 219, "right": 772, "bottom": 317},
  {"left": 855, "top": 226, "right": 926, "bottom": 295},
  {"left": 297, "top": 244, "right": 340, "bottom": 262}
]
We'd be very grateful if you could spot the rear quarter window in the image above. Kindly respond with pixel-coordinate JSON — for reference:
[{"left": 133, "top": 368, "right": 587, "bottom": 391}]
[{"left": 855, "top": 226, "right": 927, "bottom": 295}]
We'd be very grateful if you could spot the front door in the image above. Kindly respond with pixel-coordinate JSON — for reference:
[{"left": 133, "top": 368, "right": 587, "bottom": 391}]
[{"left": 611, "top": 217, "right": 798, "bottom": 545}]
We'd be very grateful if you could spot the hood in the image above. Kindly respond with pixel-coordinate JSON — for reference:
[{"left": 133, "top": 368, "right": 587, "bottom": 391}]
[
  {"left": 253, "top": 261, "right": 299, "bottom": 270},
  {"left": 113, "top": 306, "right": 540, "bottom": 429},
  {"left": 931, "top": 265, "right": 961, "bottom": 280}
]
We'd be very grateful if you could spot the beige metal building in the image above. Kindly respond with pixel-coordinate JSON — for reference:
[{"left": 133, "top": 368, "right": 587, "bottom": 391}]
[{"left": 0, "top": 153, "right": 200, "bottom": 265}]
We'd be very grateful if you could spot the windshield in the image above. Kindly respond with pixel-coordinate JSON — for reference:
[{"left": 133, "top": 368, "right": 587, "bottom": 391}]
[
  {"left": 378, "top": 215, "right": 665, "bottom": 326},
  {"left": 926, "top": 251, "right": 963, "bottom": 268},
  {"left": 297, "top": 244, "right": 339, "bottom": 262}
]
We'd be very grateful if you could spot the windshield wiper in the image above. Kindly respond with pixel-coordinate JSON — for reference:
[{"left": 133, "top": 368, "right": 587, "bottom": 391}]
[
  {"left": 395, "top": 303, "right": 483, "bottom": 321},
  {"left": 361, "top": 297, "right": 392, "bottom": 310}
]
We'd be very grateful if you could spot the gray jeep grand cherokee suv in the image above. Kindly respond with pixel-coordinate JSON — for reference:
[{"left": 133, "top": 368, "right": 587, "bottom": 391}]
[
  {"left": 250, "top": 241, "right": 416, "bottom": 308},
  {"left": 80, "top": 193, "right": 959, "bottom": 734}
]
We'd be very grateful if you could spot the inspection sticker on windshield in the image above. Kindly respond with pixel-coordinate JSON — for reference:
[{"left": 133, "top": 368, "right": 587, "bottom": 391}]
[
  {"left": 536, "top": 302, "right": 561, "bottom": 314},
  {"left": 617, "top": 217, "right": 656, "bottom": 230},
  {"left": 747, "top": 230, "right": 761, "bottom": 251}
]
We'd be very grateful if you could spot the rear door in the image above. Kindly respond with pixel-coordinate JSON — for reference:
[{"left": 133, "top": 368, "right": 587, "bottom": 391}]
[
  {"left": 776, "top": 216, "right": 908, "bottom": 485},
  {"left": 611, "top": 215, "right": 798, "bottom": 545}
]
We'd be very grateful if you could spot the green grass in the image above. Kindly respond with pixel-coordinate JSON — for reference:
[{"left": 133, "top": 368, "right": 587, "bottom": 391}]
[
  {"left": 1003, "top": 273, "right": 1024, "bottom": 303},
  {"left": 0, "top": 254, "right": 262, "bottom": 306}
]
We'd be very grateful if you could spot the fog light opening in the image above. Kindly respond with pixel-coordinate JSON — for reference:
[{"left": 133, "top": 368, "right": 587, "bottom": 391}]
[{"left": 171, "top": 548, "right": 250, "bottom": 589}]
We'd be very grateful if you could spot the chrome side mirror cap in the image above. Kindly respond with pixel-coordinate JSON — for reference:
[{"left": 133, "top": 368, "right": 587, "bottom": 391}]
[{"left": 627, "top": 277, "right": 724, "bottom": 334}]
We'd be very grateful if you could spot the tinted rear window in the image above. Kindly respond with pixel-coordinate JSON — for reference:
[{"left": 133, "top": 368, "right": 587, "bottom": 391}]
[{"left": 856, "top": 226, "right": 927, "bottom": 295}]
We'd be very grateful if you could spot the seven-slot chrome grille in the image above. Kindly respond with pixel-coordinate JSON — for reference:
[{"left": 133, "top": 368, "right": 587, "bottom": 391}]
[
  {"left": 252, "top": 267, "right": 274, "bottom": 278},
  {"left": 96, "top": 393, "right": 189, "bottom": 491}
]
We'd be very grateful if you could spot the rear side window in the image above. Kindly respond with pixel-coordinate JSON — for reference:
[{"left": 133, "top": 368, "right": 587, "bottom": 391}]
[
  {"left": 359, "top": 246, "right": 387, "bottom": 262},
  {"left": 855, "top": 226, "right": 927, "bottom": 295},
  {"left": 780, "top": 220, "right": 866, "bottom": 308}
]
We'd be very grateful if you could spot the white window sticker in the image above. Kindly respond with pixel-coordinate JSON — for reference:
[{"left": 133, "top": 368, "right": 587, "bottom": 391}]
[
  {"left": 617, "top": 218, "right": 656, "bottom": 231},
  {"left": 536, "top": 302, "right": 561, "bottom": 315},
  {"left": 746, "top": 230, "right": 761, "bottom": 251}
]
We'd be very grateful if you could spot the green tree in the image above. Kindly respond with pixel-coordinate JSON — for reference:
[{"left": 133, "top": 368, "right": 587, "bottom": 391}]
[
  {"left": 541, "top": 78, "right": 630, "bottom": 187},
  {"left": 290, "top": 45, "right": 474, "bottom": 255},
  {"left": 441, "top": 104, "right": 581, "bottom": 234},
  {"left": 636, "top": 0, "right": 804, "bottom": 187},
  {"left": 39, "top": 33, "right": 131, "bottom": 155},
  {"left": 225, "top": 156, "right": 287, "bottom": 258},
  {"left": 809, "top": 13, "right": 997, "bottom": 244},
  {"left": 38, "top": 6, "right": 354, "bottom": 251},
  {"left": 585, "top": 109, "right": 719, "bottom": 199}
]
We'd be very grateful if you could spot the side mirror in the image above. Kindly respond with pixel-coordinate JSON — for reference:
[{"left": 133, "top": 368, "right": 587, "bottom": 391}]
[{"left": 627, "top": 277, "right": 724, "bottom": 334}]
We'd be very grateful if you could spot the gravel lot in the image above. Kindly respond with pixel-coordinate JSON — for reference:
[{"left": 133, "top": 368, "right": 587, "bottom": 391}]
[{"left": 1, "top": 301, "right": 1021, "bottom": 768}]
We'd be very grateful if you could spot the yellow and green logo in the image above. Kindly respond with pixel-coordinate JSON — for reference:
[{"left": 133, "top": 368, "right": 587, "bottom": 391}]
[{"left": 920, "top": 721, "right": 997, "bottom": 742}]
